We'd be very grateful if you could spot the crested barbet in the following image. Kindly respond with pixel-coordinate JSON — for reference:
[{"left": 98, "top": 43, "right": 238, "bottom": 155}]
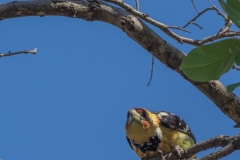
[{"left": 125, "top": 108, "right": 196, "bottom": 159}]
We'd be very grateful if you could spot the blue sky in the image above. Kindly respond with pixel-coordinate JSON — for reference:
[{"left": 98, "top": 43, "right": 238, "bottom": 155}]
[{"left": 0, "top": 0, "right": 239, "bottom": 160}]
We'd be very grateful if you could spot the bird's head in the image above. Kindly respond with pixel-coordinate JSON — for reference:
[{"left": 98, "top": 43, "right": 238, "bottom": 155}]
[{"left": 125, "top": 108, "right": 160, "bottom": 143}]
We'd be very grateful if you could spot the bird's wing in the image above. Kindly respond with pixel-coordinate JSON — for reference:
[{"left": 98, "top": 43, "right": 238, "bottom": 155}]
[{"left": 153, "top": 111, "right": 196, "bottom": 143}]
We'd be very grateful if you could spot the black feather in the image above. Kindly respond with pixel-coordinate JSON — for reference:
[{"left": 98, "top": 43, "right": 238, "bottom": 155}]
[
  {"left": 126, "top": 136, "right": 133, "bottom": 150},
  {"left": 153, "top": 111, "right": 196, "bottom": 143}
]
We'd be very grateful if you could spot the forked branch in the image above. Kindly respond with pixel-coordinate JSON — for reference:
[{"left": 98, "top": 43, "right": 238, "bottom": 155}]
[
  {"left": 104, "top": 0, "right": 239, "bottom": 46},
  {"left": 148, "top": 134, "right": 240, "bottom": 160}
]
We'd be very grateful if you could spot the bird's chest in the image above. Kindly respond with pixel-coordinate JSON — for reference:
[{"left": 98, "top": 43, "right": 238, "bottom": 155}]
[{"left": 130, "top": 134, "right": 161, "bottom": 153}]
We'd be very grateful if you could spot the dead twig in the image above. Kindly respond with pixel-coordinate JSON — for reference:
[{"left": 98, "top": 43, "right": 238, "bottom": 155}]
[
  {"left": 183, "top": 7, "right": 223, "bottom": 28},
  {"left": 149, "top": 134, "right": 240, "bottom": 160},
  {"left": 135, "top": 0, "right": 139, "bottom": 11},
  {"left": 190, "top": 22, "right": 203, "bottom": 30},
  {"left": 0, "top": 48, "right": 37, "bottom": 58},
  {"left": 191, "top": 0, "right": 199, "bottom": 13},
  {"left": 207, "top": 0, "right": 214, "bottom": 7},
  {"left": 104, "top": 0, "right": 240, "bottom": 46},
  {"left": 147, "top": 56, "right": 154, "bottom": 87},
  {"left": 168, "top": 26, "right": 191, "bottom": 33},
  {"left": 232, "top": 65, "right": 240, "bottom": 71},
  {"left": 132, "top": 0, "right": 155, "bottom": 87}
]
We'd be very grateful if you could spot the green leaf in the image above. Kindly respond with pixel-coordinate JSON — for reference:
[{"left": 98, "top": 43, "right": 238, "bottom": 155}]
[
  {"left": 219, "top": 0, "right": 240, "bottom": 28},
  {"left": 219, "top": 0, "right": 227, "bottom": 13},
  {"left": 226, "top": 82, "right": 240, "bottom": 92},
  {"left": 236, "top": 50, "right": 240, "bottom": 66},
  {"left": 180, "top": 39, "right": 240, "bottom": 82}
]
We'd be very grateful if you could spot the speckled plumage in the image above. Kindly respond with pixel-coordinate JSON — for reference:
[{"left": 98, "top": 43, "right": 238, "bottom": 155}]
[{"left": 125, "top": 108, "right": 196, "bottom": 159}]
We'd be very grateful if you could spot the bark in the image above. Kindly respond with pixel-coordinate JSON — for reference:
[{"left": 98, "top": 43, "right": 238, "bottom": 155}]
[
  {"left": 0, "top": 0, "right": 240, "bottom": 126},
  {"left": 145, "top": 134, "right": 240, "bottom": 160}
]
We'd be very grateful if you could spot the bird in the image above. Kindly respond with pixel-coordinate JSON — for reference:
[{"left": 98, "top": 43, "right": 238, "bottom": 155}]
[{"left": 125, "top": 108, "right": 196, "bottom": 159}]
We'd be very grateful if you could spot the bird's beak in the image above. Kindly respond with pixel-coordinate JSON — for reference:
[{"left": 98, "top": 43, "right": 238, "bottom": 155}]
[{"left": 127, "top": 109, "right": 142, "bottom": 124}]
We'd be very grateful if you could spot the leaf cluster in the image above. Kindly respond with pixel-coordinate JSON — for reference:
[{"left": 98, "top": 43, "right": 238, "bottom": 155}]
[{"left": 180, "top": 0, "right": 240, "bottom": 92}]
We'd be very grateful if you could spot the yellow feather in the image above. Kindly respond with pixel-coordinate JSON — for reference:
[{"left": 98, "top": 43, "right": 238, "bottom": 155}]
[
  {"left": 158, "top": 125, "right": 195, "bottom": 154},
  {"left": 125, "top": 110, "right": 159, "bottom": 144},
  {"left": 126, "top": 108, "right": 195, "bottom": 159}
]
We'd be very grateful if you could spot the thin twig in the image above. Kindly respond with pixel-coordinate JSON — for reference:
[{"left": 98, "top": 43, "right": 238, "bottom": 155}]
[
  {"left": 133, "top": 0, "right": 155, "bottom": 87},
  {"left": 191, "top": 0, "right": 199, "bottom": 13},
  {"left": 213, "top": 5, "right": 227, "bottom": 19},
  {"left": 132, "top": 0, "right": 155, "bottom": 87},
  {"left": 168, "top": 26, "right": 191, "bottom": 33},
  {"left": 199, "top": 143, "right": 235, "bottom": 160},
  {"left": 232, "top": 65, "right": 240, "bottom": 71},
  {"left": 221, "top": 19, "right": 232, "bottom": 33},
  {"left": 0, "top": 48, "right": 37, "bottom": 58},
  {"left": 190, "top": 22, "right": 203, "bottom": 29},
  {"left": 187, "top": 2, "right": 229, "bottom": 32},
  {"left": 207, "top": 0, "right": 214, "bottom": 7},
  {"left": 104, "top": 0, "right": 240, "bottom": 46},
  {"left": 135, "top": 0, "right": 139, "bottom": 11},
  {"left": 183, "top": 0, "right": 227, "bottom": 28},
  {"left": 147, "top": 56, "right": 154, "bottom": 87},
  {"left": 184, "top": 3, "right": 227, "bottom": 29},
  {"left": 183, "top": 7, "right": 215, "bottom": 28},
  {"left": 217, "top": 19, "right": 231, "bottom": 35}
]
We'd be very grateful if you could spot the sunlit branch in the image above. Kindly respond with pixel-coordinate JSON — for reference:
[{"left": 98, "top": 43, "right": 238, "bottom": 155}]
[
  {"left": 104, "top": 0, "right": 240, "bottom": 46},
  {"left": 0, "top": 48, "right": 37, "bottom": 58}
]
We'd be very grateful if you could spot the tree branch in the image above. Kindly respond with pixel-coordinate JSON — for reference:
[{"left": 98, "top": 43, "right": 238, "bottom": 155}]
[
  {"left": 183, "top": 5, "right": 227, "bottom": 29},
  {"left": 198, "top": 134, "right": 240, "bottom": 160},
  {"left": 232, "top": 65, "right": 240, "bottom": 71},
  {"left": 0, "top": 0, "right": 240, "bottom": 125},
  {"left": 148, "top": 134, "right": 240, "bottom": 160},
  {"left": 104, "top": 0, "right": 240, "bottom": 46},
  {"left": 191, "top": 0, "right": 199, "bottom": 13},
  {"left": 0, "top": 48, "right": 37, "bottom": 58}
]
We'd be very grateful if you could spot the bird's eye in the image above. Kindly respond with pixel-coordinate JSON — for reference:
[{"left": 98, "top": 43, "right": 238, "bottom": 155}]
[
  {"left": 137, "top": 109, "right": 142, "bottom": 114},
  {"left": 142, "top": 110, "right": 147, "bottom": 118}
]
